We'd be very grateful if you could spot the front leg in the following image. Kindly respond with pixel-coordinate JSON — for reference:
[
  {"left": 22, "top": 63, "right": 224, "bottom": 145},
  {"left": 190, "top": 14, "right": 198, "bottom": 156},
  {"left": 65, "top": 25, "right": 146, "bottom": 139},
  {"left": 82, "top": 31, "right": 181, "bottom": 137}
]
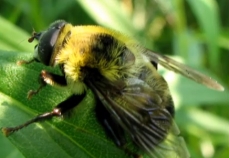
[
  {"left": 2, "top": 93, "right": 86, "bottom": 136},
  {"left": 28, "top": 70, "right": 67, "bottom": 99}
]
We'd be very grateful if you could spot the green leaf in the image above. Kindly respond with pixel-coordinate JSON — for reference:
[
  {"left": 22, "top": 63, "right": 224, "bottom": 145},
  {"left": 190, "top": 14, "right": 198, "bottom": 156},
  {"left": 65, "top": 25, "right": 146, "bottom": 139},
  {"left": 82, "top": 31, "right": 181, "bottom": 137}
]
[
  {"left": 0, "top": 50, "right": 129, "bottom": 158},
  {"left": 186, "top": 0, "right": 221, "bottom": 70},
  {"left": 176, "top": 108, "right": 229, "bottom": 135},
  {"left": 0, "top": 16, "right": 34, "bottom": 52},
  {"left": 76, "top": 0, "right": 137, "bottom": 36},
  {"left": 0, "top": 133, "right": 24, "bottom": 158}
]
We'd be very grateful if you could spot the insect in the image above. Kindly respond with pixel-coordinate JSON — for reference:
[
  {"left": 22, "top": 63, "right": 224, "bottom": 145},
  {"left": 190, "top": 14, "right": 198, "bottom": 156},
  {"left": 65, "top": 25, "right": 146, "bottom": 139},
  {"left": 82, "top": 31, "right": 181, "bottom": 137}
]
[{"left": 1, "top": 20, "right": 224, "bottom": 158}]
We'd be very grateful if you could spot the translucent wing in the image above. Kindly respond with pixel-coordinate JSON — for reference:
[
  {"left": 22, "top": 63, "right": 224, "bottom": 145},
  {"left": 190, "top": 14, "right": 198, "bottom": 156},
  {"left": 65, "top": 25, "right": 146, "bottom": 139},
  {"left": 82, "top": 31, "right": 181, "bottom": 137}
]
[
  {"left": 142, "top": 49, "right": 224, "bottom": 91},
  {"left": 88, "top": 78, "right": 190, "bottom": 158}
]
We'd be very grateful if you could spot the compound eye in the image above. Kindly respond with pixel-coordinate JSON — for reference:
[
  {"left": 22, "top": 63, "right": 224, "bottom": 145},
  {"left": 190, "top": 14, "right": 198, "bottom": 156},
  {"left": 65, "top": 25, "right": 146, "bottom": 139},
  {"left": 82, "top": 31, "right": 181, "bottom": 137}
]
[{"left": 36, "top": 20, "right": 66, "bottom": 65}]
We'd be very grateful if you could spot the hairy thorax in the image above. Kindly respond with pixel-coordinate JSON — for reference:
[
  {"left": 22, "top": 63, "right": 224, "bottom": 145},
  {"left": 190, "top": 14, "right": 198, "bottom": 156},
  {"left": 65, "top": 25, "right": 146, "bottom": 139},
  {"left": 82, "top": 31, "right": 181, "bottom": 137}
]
[{"left": 52, "top": 25, "right": 140, "bottom": 94}]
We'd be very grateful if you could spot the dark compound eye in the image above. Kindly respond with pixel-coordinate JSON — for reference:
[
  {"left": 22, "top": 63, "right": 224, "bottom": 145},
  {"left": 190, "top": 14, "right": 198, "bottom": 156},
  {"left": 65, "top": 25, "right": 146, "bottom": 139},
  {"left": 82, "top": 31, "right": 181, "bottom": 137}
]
[{"left": 35, "top": 20, "right": 66, "bottom": 65}]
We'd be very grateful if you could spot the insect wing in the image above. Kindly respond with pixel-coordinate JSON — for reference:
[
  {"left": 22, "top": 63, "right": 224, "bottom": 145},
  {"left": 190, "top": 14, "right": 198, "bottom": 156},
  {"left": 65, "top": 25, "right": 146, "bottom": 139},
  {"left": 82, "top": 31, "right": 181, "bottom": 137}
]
[
  {"left": 88, "top": 78, "right": 190, "bottom": 158},
  {"left": 142, "top": 49, "right": 224, "bottom": 91}
]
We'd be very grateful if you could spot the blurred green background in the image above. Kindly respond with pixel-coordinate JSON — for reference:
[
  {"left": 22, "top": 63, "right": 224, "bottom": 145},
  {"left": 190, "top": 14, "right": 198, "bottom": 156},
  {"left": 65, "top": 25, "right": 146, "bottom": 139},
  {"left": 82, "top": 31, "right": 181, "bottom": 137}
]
[{"left": 0, "top": 0, "right": 228, "bottom": 158}]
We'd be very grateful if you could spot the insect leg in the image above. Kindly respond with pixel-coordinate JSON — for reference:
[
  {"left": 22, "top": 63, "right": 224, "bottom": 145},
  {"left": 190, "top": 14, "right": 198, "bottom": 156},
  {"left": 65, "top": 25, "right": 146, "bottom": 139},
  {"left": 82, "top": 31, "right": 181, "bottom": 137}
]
[
  {"left": 95, "top": 100, "right": 141, "bottom": 158},
  {"left": 17, "top": 58, "right": 36, "bottom": 65},
  {"left": 95, "top": 99, "right": 126, "bottom": 147},
  {"left": 2, "top": 93, "right": 85, "bottom": 137},
  {"left": 28, "top": 70, "right": 67, "bottom": 99}
]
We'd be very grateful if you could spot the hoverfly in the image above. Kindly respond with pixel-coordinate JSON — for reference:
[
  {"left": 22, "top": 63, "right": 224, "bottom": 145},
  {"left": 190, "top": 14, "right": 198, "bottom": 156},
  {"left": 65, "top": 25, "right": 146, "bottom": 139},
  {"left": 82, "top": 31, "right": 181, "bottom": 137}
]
[{"left": 2, "top": 20, "right": 224, "bottom": 158}]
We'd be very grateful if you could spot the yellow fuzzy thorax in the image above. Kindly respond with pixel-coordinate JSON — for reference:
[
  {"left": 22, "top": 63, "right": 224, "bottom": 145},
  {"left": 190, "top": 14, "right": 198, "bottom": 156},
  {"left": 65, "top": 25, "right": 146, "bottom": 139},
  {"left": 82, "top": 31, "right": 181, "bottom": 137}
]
[{"left": 52, "top": 23, "right": 147, "bottom": 94}]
